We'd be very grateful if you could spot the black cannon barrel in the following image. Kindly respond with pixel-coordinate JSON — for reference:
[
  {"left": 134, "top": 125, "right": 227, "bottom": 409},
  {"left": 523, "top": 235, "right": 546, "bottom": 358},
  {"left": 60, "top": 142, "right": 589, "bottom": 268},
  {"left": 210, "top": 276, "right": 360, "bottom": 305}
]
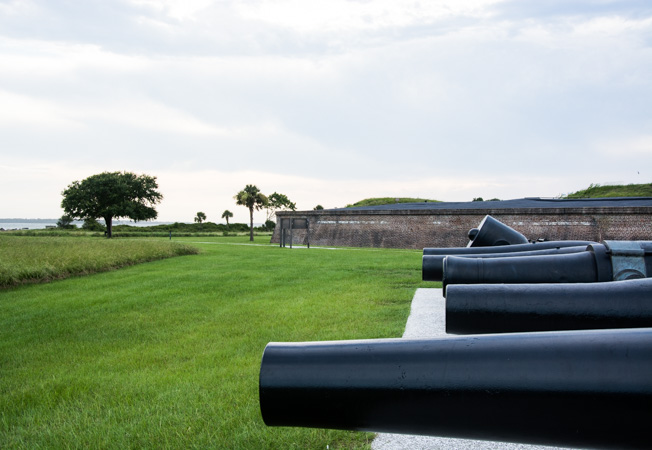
[
  {"left": 441, "top": 244, "right": 614, "bottom": 294},
  {"left": 446, "top": 278, "right": 652, "bottom": 334},
  {"left": 259, "top": 328, "right": 652, "bottom": 449},
  {"left": 423, "top": 240, "right": 595, "bottom": 256},
  {"left": 467, "top": 215, "right": 529, "bottom": 247},
  {"left": 423, "top": 245, "right": 587, "bottom": 282}
]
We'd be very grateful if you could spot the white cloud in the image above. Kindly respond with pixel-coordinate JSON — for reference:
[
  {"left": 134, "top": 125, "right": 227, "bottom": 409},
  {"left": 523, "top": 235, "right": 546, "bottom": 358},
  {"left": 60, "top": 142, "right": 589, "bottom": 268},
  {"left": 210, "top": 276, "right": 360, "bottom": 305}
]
[
  {"left": 128, "top": 0, "right": 215, "bottom": 21},
  {"left": 0, "top": 89, "right": 83, "bottom": 130},
  {"left": 572, "top": 15, "right": 652, "bottom": 37},
  {"left": 0, "top": 0, "right": 37, "bottom": 17},
  {"left": 236, "top": 0, "right": 500, "bottom": 33},
  {"left": 597, "top": 134, "right": 652, "bottom": 158},
  {"left": 84, "top": 96, "right": 231, "bottom": 136},
  {"left": 0, "top": 160, "right": 108, "bottom": 219},
  {"left": 0, "top": 36, "right": 150, "bottom": 72}
]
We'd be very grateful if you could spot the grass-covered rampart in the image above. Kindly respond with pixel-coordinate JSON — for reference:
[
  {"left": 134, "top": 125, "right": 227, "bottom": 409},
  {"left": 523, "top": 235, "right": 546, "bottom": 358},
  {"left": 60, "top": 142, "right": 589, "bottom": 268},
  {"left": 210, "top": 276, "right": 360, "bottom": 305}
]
[
  {"left": 346, "top": 197, "right": 440, "bottom": 207},
  {"left": 563, "top": 182, "right": 652, "bottom": 198},
  {"left": 0, "top": 235, "right": 429, "bottom": 448}
]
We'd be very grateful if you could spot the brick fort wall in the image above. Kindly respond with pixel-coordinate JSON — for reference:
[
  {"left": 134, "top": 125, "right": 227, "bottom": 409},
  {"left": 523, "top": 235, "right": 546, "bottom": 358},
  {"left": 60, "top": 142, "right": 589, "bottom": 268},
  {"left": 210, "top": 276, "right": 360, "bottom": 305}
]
[{"left": 271, "top": 207, "right": 652, "bottom": 249}]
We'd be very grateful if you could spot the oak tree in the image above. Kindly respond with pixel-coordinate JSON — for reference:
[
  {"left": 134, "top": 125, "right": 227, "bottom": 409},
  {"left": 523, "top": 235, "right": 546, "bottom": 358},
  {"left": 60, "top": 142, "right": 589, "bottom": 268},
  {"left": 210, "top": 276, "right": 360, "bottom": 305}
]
[
  {"left": 265, "top": 192, "right": 296, "bottom": 222},
  {"left": 61, "top": 171, "right": 162, "bottom": 238}
]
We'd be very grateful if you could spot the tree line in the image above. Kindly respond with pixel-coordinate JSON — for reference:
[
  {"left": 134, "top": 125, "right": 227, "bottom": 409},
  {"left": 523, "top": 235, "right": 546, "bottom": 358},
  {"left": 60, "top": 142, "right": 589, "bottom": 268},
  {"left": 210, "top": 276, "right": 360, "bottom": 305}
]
[{"left": 59, "top": 171, "right": 298, "bottom": 240}]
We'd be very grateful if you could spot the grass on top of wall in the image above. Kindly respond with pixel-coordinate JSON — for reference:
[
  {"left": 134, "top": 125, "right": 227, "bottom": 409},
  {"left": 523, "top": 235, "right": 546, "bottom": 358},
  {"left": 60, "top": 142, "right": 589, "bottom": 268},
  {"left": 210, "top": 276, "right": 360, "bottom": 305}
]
[
  {"left": 563, "top": 182, "right": 652, "bottom": 198},
  {"left": 346, "top": 197, "right": 441, "bottom": 207},
  {"left": 0, "top": 236, "right": 432, "bottom": 449}
]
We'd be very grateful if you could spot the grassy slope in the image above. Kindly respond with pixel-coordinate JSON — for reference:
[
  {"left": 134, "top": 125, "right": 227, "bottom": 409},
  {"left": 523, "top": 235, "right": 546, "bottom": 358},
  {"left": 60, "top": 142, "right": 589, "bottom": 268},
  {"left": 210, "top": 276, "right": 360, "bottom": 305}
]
[
  {"left": 0, "top": 237, "right": 430, "bottom": 449},
  {"left": 563, "top": 183, "right": 652, "bottom": 198}
]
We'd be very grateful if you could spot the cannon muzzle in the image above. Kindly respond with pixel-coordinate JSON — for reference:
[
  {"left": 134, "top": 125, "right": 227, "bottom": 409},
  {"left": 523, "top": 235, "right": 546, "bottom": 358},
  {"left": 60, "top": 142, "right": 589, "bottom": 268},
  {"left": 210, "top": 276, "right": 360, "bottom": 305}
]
[
  {"left": 446, "top": 278, "right": 652, "bottom": 334},
  {"left": 259, "top": 328, "right": 652, "bottom": 449},
  {"left": 423, "top": 245, "right": 587, "bottom": 282}
]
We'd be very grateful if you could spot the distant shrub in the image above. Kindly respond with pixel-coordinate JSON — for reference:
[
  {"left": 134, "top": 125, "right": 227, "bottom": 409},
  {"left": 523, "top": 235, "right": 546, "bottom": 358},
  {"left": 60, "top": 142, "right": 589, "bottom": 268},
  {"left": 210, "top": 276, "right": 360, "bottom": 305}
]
[
  {"left": 82, "top": 218, "right": 106, "bottom": 232},
  {"left": 259, "top": 220, "right": 276, "bottom": 232},
  {"left": 57, "top": 215, "right": 77, "bottom": 229},
  {"left": 111, "top": 222, "right": 250, "bottom": 234}
]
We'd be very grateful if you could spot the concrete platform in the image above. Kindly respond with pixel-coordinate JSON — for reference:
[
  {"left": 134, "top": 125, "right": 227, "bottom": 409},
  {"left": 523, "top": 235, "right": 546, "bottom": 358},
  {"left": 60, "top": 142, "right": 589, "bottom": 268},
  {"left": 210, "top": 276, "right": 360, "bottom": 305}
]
[{"left": 372, "top": 288, "right": 571, "bottom": 450}]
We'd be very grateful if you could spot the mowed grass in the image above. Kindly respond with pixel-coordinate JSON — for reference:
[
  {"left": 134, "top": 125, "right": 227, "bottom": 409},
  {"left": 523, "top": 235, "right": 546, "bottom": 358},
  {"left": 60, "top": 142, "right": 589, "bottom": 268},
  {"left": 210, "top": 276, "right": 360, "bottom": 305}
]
[
  {"left": 0, "top": 236, "right": 430, "bottom": 449},
  {"left": 0, "top": 235, "right": 199, "bottom": 288}
]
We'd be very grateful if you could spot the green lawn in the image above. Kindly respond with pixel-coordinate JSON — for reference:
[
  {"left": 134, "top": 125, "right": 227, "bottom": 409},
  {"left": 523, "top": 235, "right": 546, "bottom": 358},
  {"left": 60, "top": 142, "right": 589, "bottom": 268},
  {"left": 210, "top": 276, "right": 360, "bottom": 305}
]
[{"left": 0, "top": 236, "right": 430, "bottom": 448}]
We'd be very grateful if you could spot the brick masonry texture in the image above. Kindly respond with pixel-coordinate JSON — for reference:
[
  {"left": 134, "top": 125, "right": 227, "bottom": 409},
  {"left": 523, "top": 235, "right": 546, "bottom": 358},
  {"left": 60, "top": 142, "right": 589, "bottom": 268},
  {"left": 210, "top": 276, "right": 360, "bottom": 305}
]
[{"left": 272, "top": 207, "right": 652, "bottom": 249}]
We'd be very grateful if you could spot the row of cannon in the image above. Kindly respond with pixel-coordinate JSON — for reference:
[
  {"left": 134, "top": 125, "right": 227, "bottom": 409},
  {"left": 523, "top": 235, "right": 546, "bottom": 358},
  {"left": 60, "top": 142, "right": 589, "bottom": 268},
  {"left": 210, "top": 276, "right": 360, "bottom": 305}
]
[
  {"left": 425, "top": 215, "right": 652, "bottom": 334},
  {"left": 259, "top": 216, "right": 652, "bottom": 449}
]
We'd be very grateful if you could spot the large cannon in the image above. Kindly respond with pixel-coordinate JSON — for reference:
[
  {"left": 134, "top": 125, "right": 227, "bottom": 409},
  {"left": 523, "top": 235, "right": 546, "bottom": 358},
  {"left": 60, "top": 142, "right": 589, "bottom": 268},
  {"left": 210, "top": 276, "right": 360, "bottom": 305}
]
[
  {"left": 466, "top": 215, "right": 529, "bottom": 247},
  {"left": 441, "top": 241, "right": 652, "bottom": 294},
  {"left": 446, "top": 277, "right": 652, "bottom": 334},
  {"left": 423, "top": 239, "right": 594, "bottom": 256},
  {"left": 260, "top": 328, "right": 652, "bottom": 449},
  {"left": 423, "top": 245, "right": 588, "bottom": 281}
]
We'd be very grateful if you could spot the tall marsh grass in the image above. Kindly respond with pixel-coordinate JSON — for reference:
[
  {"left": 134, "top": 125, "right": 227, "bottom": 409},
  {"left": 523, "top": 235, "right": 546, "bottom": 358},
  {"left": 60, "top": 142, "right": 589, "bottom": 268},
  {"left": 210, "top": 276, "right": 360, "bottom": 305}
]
[{"left": 0, "top": 235, "right": 199, "bottom": 288}]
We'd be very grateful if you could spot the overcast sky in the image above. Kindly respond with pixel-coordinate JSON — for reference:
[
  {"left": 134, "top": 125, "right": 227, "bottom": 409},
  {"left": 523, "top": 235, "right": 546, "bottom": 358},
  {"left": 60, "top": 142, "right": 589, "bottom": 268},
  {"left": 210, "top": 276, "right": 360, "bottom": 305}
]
[{"left": 1, "top": 0, "right": 651, "bottom": 224}]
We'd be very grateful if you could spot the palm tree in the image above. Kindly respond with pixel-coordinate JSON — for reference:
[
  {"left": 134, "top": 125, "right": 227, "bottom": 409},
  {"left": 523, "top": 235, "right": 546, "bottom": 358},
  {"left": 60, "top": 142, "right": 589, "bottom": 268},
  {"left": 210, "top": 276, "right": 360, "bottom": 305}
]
[
  {"left": 221, "top": 210, "right": 233, "bottom": 229},
  {"left": 194, "top": 212, "right": 206, "bottom": 223},
  {"left": 234, "top": 185, "right": 268, "bottom": 241}
]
